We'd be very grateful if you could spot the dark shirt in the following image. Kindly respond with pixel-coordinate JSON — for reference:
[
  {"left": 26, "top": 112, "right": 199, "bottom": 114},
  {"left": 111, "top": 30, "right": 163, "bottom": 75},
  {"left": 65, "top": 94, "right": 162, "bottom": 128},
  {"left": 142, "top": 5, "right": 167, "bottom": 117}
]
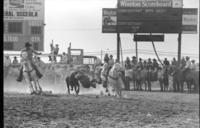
[
  {"left": 163, "top": 60, "right": 170, "bottom": 66},
  {"left": 21, "top": 48, "right": 40, "bottom": 62}
]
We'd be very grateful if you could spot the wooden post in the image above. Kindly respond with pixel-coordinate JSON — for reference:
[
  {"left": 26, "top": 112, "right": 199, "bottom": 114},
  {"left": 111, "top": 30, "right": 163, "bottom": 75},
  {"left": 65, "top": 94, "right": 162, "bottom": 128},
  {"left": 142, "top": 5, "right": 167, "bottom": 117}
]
[
  {"left": 136, "top": 41, "right": 138, "bottom": 62},
  {"left": 178, "top": 33, "right": 182, "bottom": 66},
  {"left": 133, "top": 34, "right": 138, "bottom": 62},
  {"left": 117, "top": 33, "right": 120, "bottom": 62}
]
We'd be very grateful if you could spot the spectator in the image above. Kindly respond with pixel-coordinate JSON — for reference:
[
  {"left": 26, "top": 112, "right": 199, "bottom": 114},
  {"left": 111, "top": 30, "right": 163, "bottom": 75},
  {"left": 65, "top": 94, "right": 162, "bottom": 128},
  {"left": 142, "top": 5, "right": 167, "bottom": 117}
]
[
  {"left": 137, "top": 58, "right": 143, "bottom": 70},
  {"left": 12, "top": 56, "right": 19, "bottom": 65},
  {"left": 131, "top": 56, "right": 137, "bottom": 68},
  {"left": 171, "top": 57, "right": 178, "bottom": 66},
  {"left": 108, "top": 55, "right": 114, "bottom": 68},
  {"left": 36, "top": 57, "right": 45, "bottom": 67},
  {"left": 143, "top": 60, "right": 147, "bottom": 69},
  {"left": 184, "top": 56, "right": 191, "bottom": 71},
  {"left": 152, "top": 59, "right": 159, "bottom": 70},
  {"left": 104, "top": 53, "right": 109, "bottom": 63},
  {"left": 191, "top": 60, "right": 196, "bottom": 70},
  {"left": 147, "top": 58, "right": 153, "bottom": 70},
  {"left": 60, "top": 52, "right": 68, "bottom": 63},
  {"left": 4, "top": 55, "right": 11, "bottom": 67},
  {"left": 54, "top": 44, "right": 59, "bottom": 55},
  {"left": 181, "top": 57, "right": 186, "bottom": 68},
  {"left": 94, "top": 56, "right": 102, "bottom": 66},
  {"left": 125, "top": 57, "right": 131, "bottom": 69}
]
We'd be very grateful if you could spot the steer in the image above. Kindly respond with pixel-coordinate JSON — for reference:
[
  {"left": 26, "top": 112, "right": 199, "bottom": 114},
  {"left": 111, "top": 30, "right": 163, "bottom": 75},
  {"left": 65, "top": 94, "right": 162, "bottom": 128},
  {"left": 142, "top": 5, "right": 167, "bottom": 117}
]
[{"left": 65, "top": 71, "right": 97, "bottom": 95}]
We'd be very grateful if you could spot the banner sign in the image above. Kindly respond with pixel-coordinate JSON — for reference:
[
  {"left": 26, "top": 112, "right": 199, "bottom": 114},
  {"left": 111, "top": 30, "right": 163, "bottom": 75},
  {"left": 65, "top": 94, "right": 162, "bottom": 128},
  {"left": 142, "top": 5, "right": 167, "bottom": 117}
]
[
  {"left": 134, "top": 35, "right": 164, "bottom": 41},
  {"left": 117, "top": 21, "right": 181, "bottom": 33},
  {"left": 118, "top": 8, "right": 182, "bottom": 21},
  {"left": 117, "top": 8, "right": 182, "bottom": 33},
  {"left": 118, "top": 0, "right": 183, "bottom": 8},
  {"left": 102, "top": 8, "right": 117, "bottom": 33},
  {"left": 182, "top": 8, "right": 198, "bottom": 33},
  {"left": 4, "top": 0, "right": 44, "bottom": 20}
]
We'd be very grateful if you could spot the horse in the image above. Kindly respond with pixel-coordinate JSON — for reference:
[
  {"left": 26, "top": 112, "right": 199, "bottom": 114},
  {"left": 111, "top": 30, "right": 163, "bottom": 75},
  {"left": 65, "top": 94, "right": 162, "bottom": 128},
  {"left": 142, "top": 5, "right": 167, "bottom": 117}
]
[
  {"left": 22, "top": 60, "right": 43, "bottom": 94},
  {"left": 182, "top": 68, "right": 199, "bottom": 93},
  {"left": 168, "top": 65, "right": 184, "bottom": 92},
  {"left": 157, "top": 67, "right": 169, "bottom": 92},
  {"left": 107, "top": 63, "right": 125, "bottom": 98},
  {"left": 135, "top": 68, "right": 148, "bottom": 91}
]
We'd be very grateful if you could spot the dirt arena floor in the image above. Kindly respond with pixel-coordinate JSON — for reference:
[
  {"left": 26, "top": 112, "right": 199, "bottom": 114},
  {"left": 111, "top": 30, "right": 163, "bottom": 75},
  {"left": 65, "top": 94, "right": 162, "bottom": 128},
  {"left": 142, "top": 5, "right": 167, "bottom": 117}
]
[{"left": 4, "top": 90, "right": 199, "bottom": 128}]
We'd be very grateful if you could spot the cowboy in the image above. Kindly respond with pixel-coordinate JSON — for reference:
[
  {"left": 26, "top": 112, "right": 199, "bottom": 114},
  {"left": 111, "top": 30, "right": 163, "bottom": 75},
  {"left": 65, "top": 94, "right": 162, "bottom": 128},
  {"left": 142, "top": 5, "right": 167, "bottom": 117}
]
[
  {"left": 104, "top": 53, "right": 109, "bottom": 63},
  {"left": 131, "top": 56, "right": 137, "bottom": 68},
  {"left": 143, "top": 60, "right": 148, "bottom": 69},
  {"left": 183, "top": 56, "right": 191, "bottom": 72},
  {"left": 125, "top": 57, "right": 131, "bottom": 69},
  {"left": 136, "top": 58, "right": 143, "bottom": 71},
  {"left": 12, "top": 56, "right": 19, "bottom": 65},
  {"left": 4, "top": 55, "right": 11, "bottom": 67},
  {"left": 171, "top": 57, "right": 178, "bottom": 66},
  {"left": 94, "top": 56, "right": 102, "bottom": 70},
  {"left": 152, "top": 59, "right": 159, "bottom": 70},
  {"left": 147, "top": 58, "right": 153, "bottom": 70},
  {"left": 180, "top": 57, "right": 186, "bottom": 68},
  {"left": 190, "top": 60, "right": 196, "bottom": 71},
  {"left": 163, "top": 58, "right": 170, "bottom": 72},
  {"left": 16, "top": 42, "right": 43, "bottom": 82},
  {"left": 108, "top": 55, "right": 114, "bottom": 68}
]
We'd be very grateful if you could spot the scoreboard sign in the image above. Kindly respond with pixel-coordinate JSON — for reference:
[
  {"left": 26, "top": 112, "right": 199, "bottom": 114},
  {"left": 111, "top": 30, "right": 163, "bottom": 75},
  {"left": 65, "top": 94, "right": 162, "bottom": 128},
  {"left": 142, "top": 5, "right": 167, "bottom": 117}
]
[
  {"left": 102, "top": 8, "right": 117, "bottom": 33},
  {"left": 117, "top": 0, "right": 183, "bottom": 33}
]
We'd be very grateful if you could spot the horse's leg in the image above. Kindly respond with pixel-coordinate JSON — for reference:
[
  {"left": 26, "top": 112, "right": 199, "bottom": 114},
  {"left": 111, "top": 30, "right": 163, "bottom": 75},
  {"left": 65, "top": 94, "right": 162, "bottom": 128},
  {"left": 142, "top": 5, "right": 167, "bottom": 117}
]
[
  {"left": 159, "top": 79, "right": 163, "bottom": 91},
  {"left": 36, "top": 80, "right": 42, "bottom": 93},
  {"left": 76, "top": 83, "right": 80, "bottom": 96},
  {"left": 28, "top": 81, "right": 34, "bottom": 94}
]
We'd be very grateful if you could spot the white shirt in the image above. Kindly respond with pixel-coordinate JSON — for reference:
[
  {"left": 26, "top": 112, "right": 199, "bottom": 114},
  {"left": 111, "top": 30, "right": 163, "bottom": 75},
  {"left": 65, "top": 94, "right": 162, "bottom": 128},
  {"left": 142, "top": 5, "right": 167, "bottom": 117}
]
[
  {"left": 4, "top": 57, "right": 11, "bottom": 67},
  {"left": 184, "top": 60, "right": 191, "bottom": 69}
]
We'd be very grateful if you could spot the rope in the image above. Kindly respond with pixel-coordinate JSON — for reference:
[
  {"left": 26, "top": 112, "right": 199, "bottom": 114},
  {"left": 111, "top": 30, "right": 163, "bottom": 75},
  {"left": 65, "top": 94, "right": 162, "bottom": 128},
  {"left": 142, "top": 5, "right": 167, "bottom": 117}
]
[
  {"left": 150, "top": 33, "right": 164, "bottom": 66},
  {"left": 119, "top": 35, "right": 123, "bottom": 65}
]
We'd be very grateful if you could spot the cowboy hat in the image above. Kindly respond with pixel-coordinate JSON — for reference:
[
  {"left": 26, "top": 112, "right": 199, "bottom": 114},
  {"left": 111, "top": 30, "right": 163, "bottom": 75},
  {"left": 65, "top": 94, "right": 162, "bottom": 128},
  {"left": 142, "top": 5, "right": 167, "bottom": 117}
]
[{"left": 186, "top": 56, "right": 190, "bottom": 59}]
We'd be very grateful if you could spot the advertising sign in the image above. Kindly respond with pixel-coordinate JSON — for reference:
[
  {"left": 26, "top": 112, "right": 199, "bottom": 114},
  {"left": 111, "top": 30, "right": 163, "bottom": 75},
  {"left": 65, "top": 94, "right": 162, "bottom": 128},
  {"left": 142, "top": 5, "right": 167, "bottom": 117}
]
[
  {"left": 102, "top": 8, "right": 117, "bottom": 33},
  {"left": 182, "top": 8, "right": 198, "bottom": 34},
  {"left": 117, "top": 8, "right": 182, "bottom": 33},
  {"left": 4, "top": 0, "right": 44, "bottom": 20},
  {"left": 134, "top": 35, "right": 164, "bottom": 41}
]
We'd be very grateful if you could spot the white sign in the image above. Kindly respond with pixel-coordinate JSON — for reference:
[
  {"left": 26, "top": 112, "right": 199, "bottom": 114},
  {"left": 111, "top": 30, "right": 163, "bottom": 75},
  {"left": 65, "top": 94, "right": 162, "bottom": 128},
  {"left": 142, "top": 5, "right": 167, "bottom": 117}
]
[
  {"left": 4, "top": 35, "right": 19, "bottom": 42},
  {"left": 119, "top": 0, "right": 183, "bottom": 8},
  {"left": 182, "top": 15, "right": 198, "bottom": 25},
  {"left": 172, "top": 0, "right": 183, "bottom": 8},
  {"left": 4, "top": 0, "right": 44, "bottom": 20},
  {"left": 119, "top": 0, "right": 178, "bottom": 8}
]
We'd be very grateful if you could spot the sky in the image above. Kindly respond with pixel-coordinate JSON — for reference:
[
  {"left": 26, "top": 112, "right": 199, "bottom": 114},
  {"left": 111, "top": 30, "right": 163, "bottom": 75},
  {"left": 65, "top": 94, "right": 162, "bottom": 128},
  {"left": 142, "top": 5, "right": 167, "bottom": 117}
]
[{"left": 5, "top": 0, "right": 199, "bottom": 62}]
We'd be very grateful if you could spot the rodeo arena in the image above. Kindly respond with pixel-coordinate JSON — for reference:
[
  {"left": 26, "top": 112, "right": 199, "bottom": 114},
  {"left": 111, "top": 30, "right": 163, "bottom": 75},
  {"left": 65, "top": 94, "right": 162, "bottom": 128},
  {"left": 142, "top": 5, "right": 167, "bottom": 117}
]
[{"left": 3, "top": 0, "right": 200, "bottom": 128}]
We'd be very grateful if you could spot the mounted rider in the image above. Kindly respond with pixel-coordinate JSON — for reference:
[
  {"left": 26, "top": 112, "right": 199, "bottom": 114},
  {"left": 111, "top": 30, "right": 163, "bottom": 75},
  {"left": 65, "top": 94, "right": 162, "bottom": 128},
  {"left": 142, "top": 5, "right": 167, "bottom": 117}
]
[
  {"left": 147, "top": 58, "right": 153, "bottom": 71},
  {"left": 136, "top": 58, "right": 143, "bottom": 71},
  {"left": 125, "top": 57, "right": 131, "bottom": 69},
  {"left": 131, "top": 56, "right": 137, "bottom": 69},
  {"left": 163, "top": 58, "right": 170, "bottom": 73},
  {"left": 182, "top": 56, "right": 191, "bottom": 73},
  {"left": 16, "top": 42, "right": 43, "bottom": 82},
  {"left": 152, "top": 59, "right": 159, "bottom": 81}
]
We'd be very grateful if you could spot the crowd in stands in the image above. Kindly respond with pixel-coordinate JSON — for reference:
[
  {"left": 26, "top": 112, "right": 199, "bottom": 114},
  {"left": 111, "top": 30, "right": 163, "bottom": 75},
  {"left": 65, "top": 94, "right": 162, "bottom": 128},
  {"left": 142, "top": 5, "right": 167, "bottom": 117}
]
[{"left": 3, "top": 53, "right": 199, "bottom": 72}]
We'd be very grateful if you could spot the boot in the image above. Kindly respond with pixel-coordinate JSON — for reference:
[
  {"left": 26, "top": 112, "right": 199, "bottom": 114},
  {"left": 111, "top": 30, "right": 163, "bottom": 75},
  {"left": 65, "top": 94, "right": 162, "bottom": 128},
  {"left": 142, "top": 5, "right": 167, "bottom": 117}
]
[{"left": 16, "top": 67, "right": 23, "bottom": 82}]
